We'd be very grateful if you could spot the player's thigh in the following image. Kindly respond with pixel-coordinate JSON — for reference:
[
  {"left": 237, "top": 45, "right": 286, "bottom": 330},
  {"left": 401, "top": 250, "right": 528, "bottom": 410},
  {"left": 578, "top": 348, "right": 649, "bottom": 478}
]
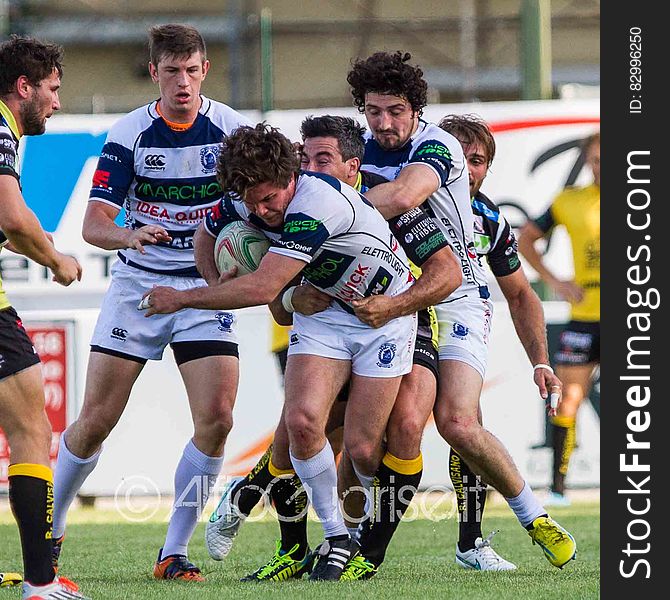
[
  {"left": 344, "top": 373, "right": 402, "bottom": 452},
  {"left": 284, "top": 353, "right": 351, "bottom": 434},
  {"left": 179, "top": 354, "right": 239, "bottom": 425},
  {"left": 78, "top": 351, "right": 145, "bottom": 428},
  {"left": 434, "top": 359, "right": 484, "bottom": 425}
]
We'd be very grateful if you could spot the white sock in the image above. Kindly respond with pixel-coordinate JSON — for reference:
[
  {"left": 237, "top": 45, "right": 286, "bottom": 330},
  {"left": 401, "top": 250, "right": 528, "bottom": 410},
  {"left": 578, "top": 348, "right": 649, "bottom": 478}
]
[
  {"left": 290, "top": 442, "right": 347, "bottom": 538},
  {"left": 505, "top": 481, "right": 547, "bottom": 528},
  {"left": 53, "top": 432, "right": 101, "bottom": 538},
  {"left": 347, "top": 526, "right": 360, "bottom": 541},
  {"left": 162, "top": 439, "right": 223, "bottom": 557},
  {"left": 352, "top": 463, "right": 374, "bottom": 520}
]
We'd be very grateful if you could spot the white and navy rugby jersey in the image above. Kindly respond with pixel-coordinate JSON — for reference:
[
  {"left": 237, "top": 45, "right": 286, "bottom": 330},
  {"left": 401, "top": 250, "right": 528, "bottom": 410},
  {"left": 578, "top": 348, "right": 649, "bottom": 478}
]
[
  {"left": 205, "top": 171, "right": 414, "bottom": 313},
  {"left": 89, "top": 96, "right": 251, "bottom": 276},
  {"left": 361, "top": 119, "right": 489, "bottom": 302},
  {"left": 472, "top": 191, "right": 521, "bottom": 278}
]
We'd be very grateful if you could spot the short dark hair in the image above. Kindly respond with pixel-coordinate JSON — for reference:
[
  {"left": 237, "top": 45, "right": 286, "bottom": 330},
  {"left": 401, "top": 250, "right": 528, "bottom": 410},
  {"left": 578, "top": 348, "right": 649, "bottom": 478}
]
[
  {"left": 300, "top": 115, "right": 366, "bottom": 162},
  {"left": 347, "top": 51, "right": 428, "bottom": 115},
  {"left": 148, "top": 24, "right": 207, "bottom": 66},
  {"left": 217, "top": 122, "right": 300, "bottom": 198},
  {"left": 438, "top": 114, "right": 496, "bottom": 165},
  {"left": 0, "top": 35, "right": 63, "bottom": 97}
]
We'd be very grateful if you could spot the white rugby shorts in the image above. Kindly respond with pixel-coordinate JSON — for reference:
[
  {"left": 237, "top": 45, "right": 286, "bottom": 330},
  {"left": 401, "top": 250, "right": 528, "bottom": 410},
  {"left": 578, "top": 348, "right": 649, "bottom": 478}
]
[
  {"left": 435, "top": 297, "right": 493, "bottom": 379},
  {"left": 288, "top": 304, "right": 417, "bottom": 378},
  {"left": 90, "top": 260, "right": 237, "bottom": 360}
]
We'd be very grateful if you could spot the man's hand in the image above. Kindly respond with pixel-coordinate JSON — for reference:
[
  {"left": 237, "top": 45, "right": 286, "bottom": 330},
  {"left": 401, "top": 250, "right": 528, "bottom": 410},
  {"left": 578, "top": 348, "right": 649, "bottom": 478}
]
[
  {"left": 551, "top": 280, "right": 584, "bottom": 303},
  {"left": 351, "top": 295, "right": 397, "bottom": 328},
  {"left": 533, "top": 367, "right": 563, "bottom": 417},
  {"left": 217, "top": 266, "right": 238, "bottom": 284},
  {"left": 140, "top": 286, "right": 186, "bottom": 316},
  {"left": 292, "top": 283, "right": 331, "bottom": 315},
  {"left": 125, "top": 225, "right": 172, "bottom": 254},
  {"left": 51, "top": 253, "right": 82, "bottom": 286}
]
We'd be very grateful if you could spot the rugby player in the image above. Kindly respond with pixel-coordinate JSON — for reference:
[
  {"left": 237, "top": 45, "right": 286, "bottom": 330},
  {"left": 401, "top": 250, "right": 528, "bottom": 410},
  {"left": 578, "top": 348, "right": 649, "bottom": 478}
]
[
  {"left": 51, "top": 24, "right": 251, "bottom": 581},
  {"left": 518, "top": 132, "right": 600, "bottom": 507},
  {"left": 144, "top": 122, "right": 460, "bottom": 580},
  {"left": 203, "top": 115, "right": 454, "bottom": 581},
  {"left": 345, "top": 50, "right": 576, "bottom": 573},
  {"left": 439, "top": 113, "right": 563, "bottom": 570},
  {"left": 0, "top": 35, "right": 87, "bottom": 600}
]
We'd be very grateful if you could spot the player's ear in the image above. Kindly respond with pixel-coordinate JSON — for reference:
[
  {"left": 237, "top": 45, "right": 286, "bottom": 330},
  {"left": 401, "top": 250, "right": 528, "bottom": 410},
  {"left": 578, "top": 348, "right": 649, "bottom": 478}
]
[
  {"left": 148, "top": 62, "right": 159, "bottom": 83},
  {"left": 347, "top": 157, "right": 361, "bottom": 179},
  {"left": 201, "top": 59, "right": 211, "bottom": 79}
]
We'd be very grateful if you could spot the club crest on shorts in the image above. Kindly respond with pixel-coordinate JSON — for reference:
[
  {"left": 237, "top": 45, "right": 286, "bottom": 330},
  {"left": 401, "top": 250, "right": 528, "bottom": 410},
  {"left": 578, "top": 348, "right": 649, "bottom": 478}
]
[
  {"left": 451, "top": 323, "right": 469, "bottom": 339},
  {"left": 377, "top": 342, "right": 397, "bottom": 368},
  {"left": 215, "top": 312, "right": 235, "bottom": 332},
  {"left": 289, "top": 333, "right": 299, "bottom": 346}
]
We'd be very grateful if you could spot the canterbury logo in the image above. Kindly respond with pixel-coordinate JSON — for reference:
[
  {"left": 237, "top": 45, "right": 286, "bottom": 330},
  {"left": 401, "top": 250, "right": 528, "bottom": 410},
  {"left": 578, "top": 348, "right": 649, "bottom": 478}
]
[
  {"left": 111, "top": 327, "right": 127, "bottom": 340},
  {"left": 144, "top": 154, "right": 166, "bottom": 168}
]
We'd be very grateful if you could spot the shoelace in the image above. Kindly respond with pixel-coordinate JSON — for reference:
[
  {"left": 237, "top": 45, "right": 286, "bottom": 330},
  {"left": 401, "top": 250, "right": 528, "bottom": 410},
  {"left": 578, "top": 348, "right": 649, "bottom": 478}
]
[
  {"left": 256, "top": 542, "right": 301, "bottom": 577},
  {"left": 474, "top": 530, "right": 506, "bottom": 562},
  {"left": 538, "top": 521, "right": 569, "bottom": 544},
  {"left": 346, "top": 555, "right": 374, "bottom": 573}
]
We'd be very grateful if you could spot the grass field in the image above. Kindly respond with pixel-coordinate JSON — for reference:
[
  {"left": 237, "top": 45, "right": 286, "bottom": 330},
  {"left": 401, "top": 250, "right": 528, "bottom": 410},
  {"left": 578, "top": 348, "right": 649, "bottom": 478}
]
[{"left": 0, "top": 496, "right": 599, "bottom": 600}]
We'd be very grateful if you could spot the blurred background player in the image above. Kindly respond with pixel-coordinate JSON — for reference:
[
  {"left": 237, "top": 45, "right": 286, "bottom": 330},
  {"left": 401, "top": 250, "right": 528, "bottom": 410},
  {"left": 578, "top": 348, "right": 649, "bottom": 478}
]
[
  {"left": 0, "top": 35, "right": 87, "bottom": 600},
  {"left": 518, "top": 131, "right": 600, "bottom": 506},
  {"left": 438, "top": 113, "right": 563, "bottom": 570},
  {"left": 50, "top": 24, "right": 251, "bottom": 582},
  {"left": 349, "top": 50, "right": 576, "bottom": 571}
]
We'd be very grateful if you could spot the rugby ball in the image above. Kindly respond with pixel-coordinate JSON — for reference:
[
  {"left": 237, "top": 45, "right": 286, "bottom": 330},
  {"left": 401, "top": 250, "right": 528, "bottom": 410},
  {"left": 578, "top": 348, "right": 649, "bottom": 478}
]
[{"left": 214, "top": 220, "right": 271, "bottom": 276}]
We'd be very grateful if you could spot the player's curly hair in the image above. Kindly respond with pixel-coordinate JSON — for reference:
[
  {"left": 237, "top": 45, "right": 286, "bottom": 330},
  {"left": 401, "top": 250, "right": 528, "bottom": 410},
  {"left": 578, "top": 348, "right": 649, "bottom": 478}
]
[
  {"left": 217, "top": 122, "right": 300, "bottom": 198},
  {"left": 347, "top": 51, "right": 428, "bottom": 116},
  {"left": 0, "top": 35, "right": 63, "bottom": 97},
  {"left": 438, "top": 114, "right": 496, "bottom": 166},
  {"left": 300, "top": 115, "right": 366, "bottom": 162}
]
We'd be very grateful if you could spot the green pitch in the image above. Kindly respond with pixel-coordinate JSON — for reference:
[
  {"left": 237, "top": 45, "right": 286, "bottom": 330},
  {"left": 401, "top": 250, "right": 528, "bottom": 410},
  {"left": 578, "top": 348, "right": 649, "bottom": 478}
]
[{"left": 0, "top": 500, "right": 599, "bottom": 599}]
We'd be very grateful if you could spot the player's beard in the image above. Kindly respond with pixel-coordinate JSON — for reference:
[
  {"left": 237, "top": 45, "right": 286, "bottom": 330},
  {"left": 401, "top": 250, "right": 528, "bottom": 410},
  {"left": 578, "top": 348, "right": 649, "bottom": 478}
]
[{"left": 20, "top": 93, "right": 47, "bottom": 136}]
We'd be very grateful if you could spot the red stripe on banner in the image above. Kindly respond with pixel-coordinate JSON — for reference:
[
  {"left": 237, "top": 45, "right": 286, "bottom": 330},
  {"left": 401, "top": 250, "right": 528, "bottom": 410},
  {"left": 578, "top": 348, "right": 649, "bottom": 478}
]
[{"left": 489, "top": 117, "right": 601, "bottom": 133}]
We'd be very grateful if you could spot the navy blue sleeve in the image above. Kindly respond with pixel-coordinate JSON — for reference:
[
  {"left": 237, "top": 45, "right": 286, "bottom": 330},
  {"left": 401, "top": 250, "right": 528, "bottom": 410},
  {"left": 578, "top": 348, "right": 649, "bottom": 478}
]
[
  {"left": 388, "top": 207, "right": 449, "bottom": 267},
  {"left": 273, "top": 212, "right": 330, "bottom": 259},
  {"left": 204, "top": 195, "right": 244, "bottom": 237},
  {"left": 89, "top": 141, "right": 135, "bottom": 208},
  {"left": 409, "top": 139, "right": 454, "bottom": 186}
]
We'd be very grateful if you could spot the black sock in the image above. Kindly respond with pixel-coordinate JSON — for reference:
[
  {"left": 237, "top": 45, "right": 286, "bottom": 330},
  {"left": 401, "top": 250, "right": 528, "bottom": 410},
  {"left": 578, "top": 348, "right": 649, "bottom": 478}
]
[
  {"left": 551, "top": 417, "right": 576, "bottom": 495},
  {"left": 449, "top": 449, "right": 486, "bottom": 552},
  {"left": 358, "top": 452, "right": 422, "bottom": 567},
  {"left": 8, "top": 464, "right": 56, "bottom": 586},
  {"left": 233, "top": 444, "right": 274, "bottom": 516},
  {"left": 270, "top": 475, "right": 309, "bottom": 555}
]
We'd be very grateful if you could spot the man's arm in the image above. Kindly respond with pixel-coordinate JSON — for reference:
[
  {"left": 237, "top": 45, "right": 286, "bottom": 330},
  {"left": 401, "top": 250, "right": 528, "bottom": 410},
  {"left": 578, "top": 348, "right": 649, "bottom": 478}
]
[
  {"left": 82, "top": 200, "right": 171, "bottom": 253},
  {"left": 497, "top": 268, "right": 563, "bottom": 412},
  {"left": 352, "top": 246, "right": 461, "bottom": 328},
  {"left": 193, "top": 222, "right": 219, "bottom": 285},
  {"left": 0, "top": 175, "right": 81, "bottom": 285},
  {"left": 363, "top": 163, "right": 440, "bottom": 219},
  {"left": 518, "top": 220, "right": 583, "bottom": 303},
  {"left": 144, "top": 251, "right": 306, "bottom": 315}
]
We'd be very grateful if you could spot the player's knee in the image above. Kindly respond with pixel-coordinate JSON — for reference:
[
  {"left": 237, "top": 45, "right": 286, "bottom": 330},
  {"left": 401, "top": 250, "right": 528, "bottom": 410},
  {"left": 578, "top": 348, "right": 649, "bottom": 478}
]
[
  {"left": 387, "top": 413, "right": 425, "bottom": 455},
  {"left": 346, "top": 439, "right": 380, "bottom": 474},
  {"left": 285, "top": 410, "right": 323, "bottom": 451},
  {"left": 195, "top": 410, "right": 233, "bottom": 443},
  {"left": 435, "top": 414, "right": 478, "bottom": 451},
  {"left": 10, "top": 411, "right": 52, "bottom": 452}
]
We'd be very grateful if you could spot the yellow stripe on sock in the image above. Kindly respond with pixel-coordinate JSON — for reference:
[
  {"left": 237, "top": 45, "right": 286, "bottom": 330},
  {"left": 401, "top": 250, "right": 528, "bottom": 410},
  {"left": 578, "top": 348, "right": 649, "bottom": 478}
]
[
  {"left": 551, "top": 415, "right": 576, "bottom": 428},
  {"left": 268, "top": 459, "right": 295, "bottom": 477},
  {"left": 382, "top": 452, "right": 423, "bottom": 475},
  {"left": 8, "top": 463, "right": 53, "bottom": 483}
]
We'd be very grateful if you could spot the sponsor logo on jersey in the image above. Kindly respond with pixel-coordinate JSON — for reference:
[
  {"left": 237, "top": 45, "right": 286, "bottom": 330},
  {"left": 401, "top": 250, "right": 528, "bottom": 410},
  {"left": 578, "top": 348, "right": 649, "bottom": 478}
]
[
  {"left": 338, "top": 263, "right": 370, "bottom": 303},
  {"left": 415, "top": 232, "right": 446, "bottom": 260},
  {"left": 361, "top": 246, "right": 406, "bottom": 277},
  {"left": 110, "top": 327, "right": 127, "bottom": 341},
  {"left": 415, "top": 142, "right": 452, "bottom": 160},
  {"left": 560, "top": 330, "right": 593, "bottom": 350},
  {"left": 200, "top": 145, "right": 220, "bottom": 174},
  {"left": 450, "top": 323, "right": 469, "bottom": 339},
  {"left": 303, "top": 250, "right": 355, "bottom": 288},
  {"left": 144, "top": 154, "right": 166, "bottom": 171},
  {"left": 135, "top": 181, "right": 222, "bottom": 202},
  {"left": 404, "top": 233, "right": 414, "bottom": 244},
  {"left": 376, "top": 343, "right": 397, "bottom": 368},
  {"left": 365, "top": 266, "right": 393, "bottom": 297},
  {"left": 93, "top": 169, "right": 111, "bottom": 190},
  {"left": 215, "top": 312, "right": 235, "bottom": 332},
  {"left": 284, "top": 219, "right": 323, "bottom": 233},
  {"left": 508, "top": 255, "right": 520, "bottom": 269}
]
